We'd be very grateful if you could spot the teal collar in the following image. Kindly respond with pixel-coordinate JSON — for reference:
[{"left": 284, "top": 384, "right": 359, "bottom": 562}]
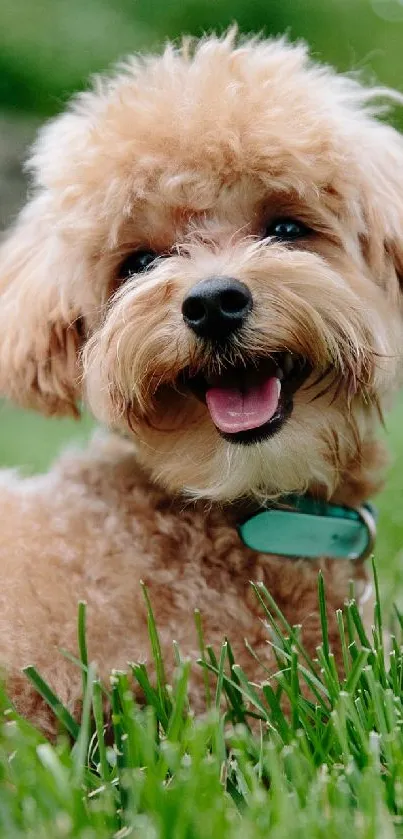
[{"left": 237, "top": 495, "right": 376, "bottom": 561}]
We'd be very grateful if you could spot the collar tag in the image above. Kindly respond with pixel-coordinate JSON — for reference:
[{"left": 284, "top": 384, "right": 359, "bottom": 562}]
[{"left": 237, "top": 496, "right": 376, "bottom": 561}]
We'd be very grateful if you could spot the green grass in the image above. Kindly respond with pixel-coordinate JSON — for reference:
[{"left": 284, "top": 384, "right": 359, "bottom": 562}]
[
  {"left": 374, "top": 396, "right": 403, "bottom": 610},
  {"left": 2, "top": 568, "right": 403, "bottom": 837},
  {"left": 0, "top": 401, "right": 94, "bottom": 473}
]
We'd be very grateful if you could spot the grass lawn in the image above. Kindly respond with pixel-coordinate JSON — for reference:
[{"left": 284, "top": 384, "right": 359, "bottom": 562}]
[{"left": 1, "top": 396, "right": 403, "bottom": 837}]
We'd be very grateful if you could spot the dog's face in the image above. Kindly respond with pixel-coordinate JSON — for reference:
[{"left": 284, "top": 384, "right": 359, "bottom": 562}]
[{"left": 1, "top": 34, "right": 403, "bottom": 501}]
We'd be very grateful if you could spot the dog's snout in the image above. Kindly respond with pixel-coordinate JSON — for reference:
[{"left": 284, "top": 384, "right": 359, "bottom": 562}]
[{"left": 182, "top": 277, "right": 252, "bottom": 340}]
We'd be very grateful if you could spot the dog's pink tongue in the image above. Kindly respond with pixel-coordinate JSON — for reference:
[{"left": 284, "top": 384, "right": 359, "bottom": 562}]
[{"left": 206, "top": 377, "right": 281, "bottom": 434}]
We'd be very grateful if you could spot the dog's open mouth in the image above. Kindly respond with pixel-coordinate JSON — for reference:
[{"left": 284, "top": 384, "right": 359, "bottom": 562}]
[{"left": 182, "top": 353, "right": 311, "bottom": 444}]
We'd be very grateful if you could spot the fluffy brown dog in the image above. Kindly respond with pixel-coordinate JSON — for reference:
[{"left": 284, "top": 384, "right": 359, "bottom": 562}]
[{"left": 0, "top": 32, "right": 403, "bottom": 735}]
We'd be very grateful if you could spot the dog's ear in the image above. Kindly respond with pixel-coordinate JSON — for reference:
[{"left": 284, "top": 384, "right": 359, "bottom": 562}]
[
  {"left": 0, "top": 196, "right": 83, "bottom": 416},
  {"left": 357, "top": 117, "right": 403, "bottom": 300},
  {"left": 385, "top": 230, "right": 403, "bottom": 292}
]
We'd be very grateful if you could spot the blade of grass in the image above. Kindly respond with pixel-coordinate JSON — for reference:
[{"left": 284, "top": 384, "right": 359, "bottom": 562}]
[
  {"left": 215, "top": 641, "right": 228, "bottom": 710},
  {"left": 197, "top": 659, "right": 267, "bottom": 723},
  {"left": 77, "top": 601, "right": 88, "bottom": 697},
  {"left": 92, "top": 679, "right": 110, "bottom": 782},
  {"left": 194, "top": 609, "right": 212, "bottom": 709},
  {"left": 336, "top": 609, "right": 351, "bottom": 678},
  {"left": 23, "top": 665, "right": 80, "bottom": 740},
  {"left": 318, "top": 572, "right": 329, "bottom": 662},
  {"left": 372, "top": 558, "right": 383, "bottom": 641},
  {"left": 59, "top": 649, "right": 111, "bottom": 702},
  {"left": 111, "top": 676, "right": 129, "bottom": 818},
  {"left": 166, "top": 661, "right": 191, "bottom": 741},
  {"left": 347, "top": 598, "right": 372, "bottom": 651},
  {"left": 72, "top": 662, "right": 96, "bottom": 786},
  {"left": 251, "top": 581, "right": 322, "bottom": 681},
  {"left": 344, "top": 648, "right": 370, "bottom": 695},
  {"left": 130, "top": 662, "right": 169, "bottom": 731},
  {"left": 141, "top": 581, "right": 171, "bottom": 722},
  {"left": 224, "top": 639, "right": 250, "bottom": 726}
]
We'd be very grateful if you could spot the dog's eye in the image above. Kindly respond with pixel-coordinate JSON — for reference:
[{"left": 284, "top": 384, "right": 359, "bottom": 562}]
[
  {"left": 265, "top": 218, "right": 310, "bottom": 241},
  {"left": 117, "top": 250, "right": 158, "bottom": 279}
]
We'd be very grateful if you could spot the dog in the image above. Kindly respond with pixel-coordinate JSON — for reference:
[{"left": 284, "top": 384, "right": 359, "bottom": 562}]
[{"left": 0, "top": 31, "right": 402, "bottom": 735}]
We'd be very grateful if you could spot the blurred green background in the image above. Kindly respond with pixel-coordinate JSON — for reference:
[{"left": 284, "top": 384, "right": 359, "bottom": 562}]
[{"left": 1, "top": 0, "right": 403, "bottom": 602}]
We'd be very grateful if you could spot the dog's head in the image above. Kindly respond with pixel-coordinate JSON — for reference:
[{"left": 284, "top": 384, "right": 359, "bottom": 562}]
[{"left": 1, "top": 33, "right": 403, "bottom": 501}]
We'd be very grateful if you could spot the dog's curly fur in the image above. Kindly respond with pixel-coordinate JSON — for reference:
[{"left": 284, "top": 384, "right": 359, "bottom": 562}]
[{"left": 1, "top": 32, "right": 403, "bottom": 734}]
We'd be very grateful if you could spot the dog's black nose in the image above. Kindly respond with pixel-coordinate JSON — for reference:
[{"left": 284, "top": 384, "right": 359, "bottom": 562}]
[{"left": 182, "top": 277, "right": 252, "bottom": 340}]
